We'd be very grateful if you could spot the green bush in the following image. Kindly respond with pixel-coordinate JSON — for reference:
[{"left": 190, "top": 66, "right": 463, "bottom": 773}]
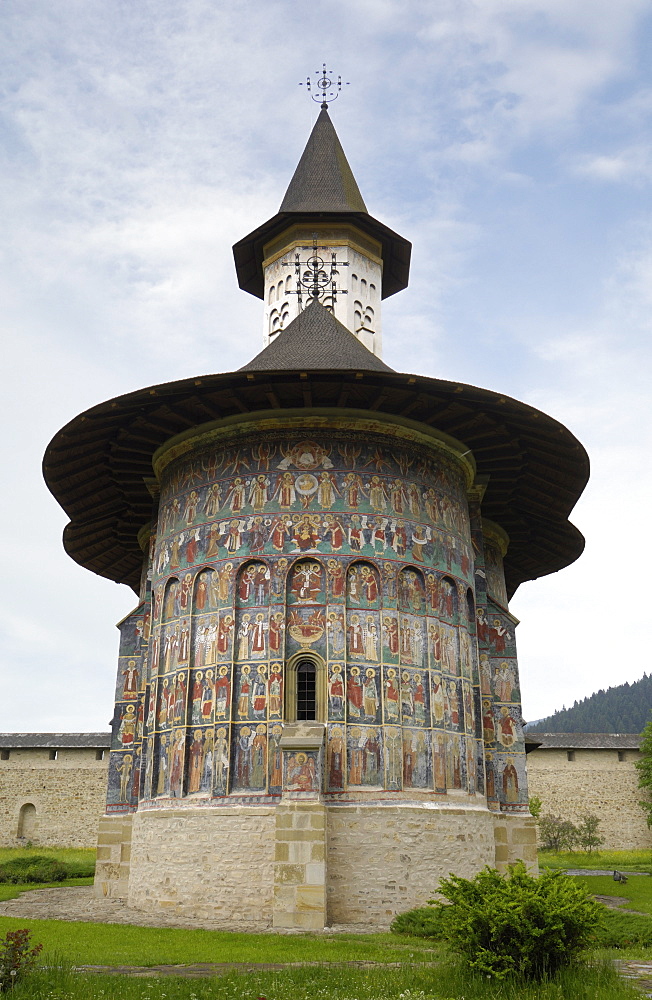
[
  {"left": 390, "top": 905, "right": 450, "bottom": 939},
  {"left": 595, "top": 910, "right": 652, "bottom": 948},
  {"left": 430, "top": 862, "right": 602, "bottom": 980},
  {"left": 0, "top": 856, "right": 68, "bottom": 884}
]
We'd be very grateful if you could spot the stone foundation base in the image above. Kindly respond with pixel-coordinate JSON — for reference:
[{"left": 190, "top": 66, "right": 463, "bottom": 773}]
[
  {"left": 94, "top": 813, "right": 133, "bottom": 898},
  {"left": 93, "top": 801, "right": 538, "bottom": 927},
  {"left": 493, "top": 812, "right": 538, "bottom": 873}
]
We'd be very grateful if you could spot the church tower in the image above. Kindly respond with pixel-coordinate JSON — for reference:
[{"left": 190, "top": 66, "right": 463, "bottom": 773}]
[
  {"left": 43, "top": 100, "right": 588, "bottom": 930},
  {"left": 233, "top": 104, "right": 410, "bottom": 357}
]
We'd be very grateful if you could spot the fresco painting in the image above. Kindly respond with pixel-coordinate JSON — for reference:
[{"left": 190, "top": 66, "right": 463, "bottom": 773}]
[{"left": 104, "top": 432, "right": 528, "bottom": 814}]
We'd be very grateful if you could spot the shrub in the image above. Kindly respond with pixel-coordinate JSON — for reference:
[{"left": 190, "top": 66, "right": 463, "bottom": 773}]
[
  {"left": 0, "top": 929, "right": 42, "bottom": 992},
  {"left": 0, "top": 856, "right": 68, "bottom": 884},
  {"left": 390, "top": 905, "right": 449, "bottom": 939},
  {"left": 430, "top": 862, "right": 602, "bottom": 980},
  {"left": 575, "top": 813, "right": 605, "bottom": 853},
  {"left": 538, "top": 814, "right": 579, "bottom": 851}
]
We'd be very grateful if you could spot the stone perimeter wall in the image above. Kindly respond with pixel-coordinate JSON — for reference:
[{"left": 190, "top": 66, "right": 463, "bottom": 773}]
[
  {"left": 96, "top": 802, "right": 536, "bottom": 929},
  {"left": 0, "top": 748, "right": 108, "bottom": 847},
  {"left": 527, "top": 747, "right": 652, "bottom": 850}
]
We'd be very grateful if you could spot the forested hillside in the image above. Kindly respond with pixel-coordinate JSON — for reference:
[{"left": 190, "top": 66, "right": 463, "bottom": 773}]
[{"left": 526, "top": 673, "right": 652, "bottom": 734}]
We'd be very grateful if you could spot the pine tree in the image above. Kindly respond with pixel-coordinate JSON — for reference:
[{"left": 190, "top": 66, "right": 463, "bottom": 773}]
[{"left": 636, "top": 718, "right": 652, "bottom": 828}]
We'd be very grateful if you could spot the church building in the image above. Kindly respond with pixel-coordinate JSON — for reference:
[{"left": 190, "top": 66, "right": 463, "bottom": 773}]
[{"left": 43, "top": 101, "right": 589, "bottom": 929}]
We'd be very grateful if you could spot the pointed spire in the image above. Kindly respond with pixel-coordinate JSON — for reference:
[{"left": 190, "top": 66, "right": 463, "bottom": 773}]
[
  {"left": 279, "top": 106, "right": 367, "bottom": 214},
  {"left": 240, "top": 299, "right": 394, "bottom": 373}
]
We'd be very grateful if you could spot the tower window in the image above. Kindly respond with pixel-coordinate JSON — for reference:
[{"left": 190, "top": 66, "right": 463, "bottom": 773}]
[
  {"left": 618, "top": 751, "right": 626, "bottom": 762},
  {"left": 567, "top": 751, "right": 575, "bottom": 762},
  {"left": 0, "top": 749, "right": 9, "bottom": 760},
  {"left": 49, "top": 749, "right": 58, "bottom": 760},
  {"left": 296, "top": 659, "right": 317, "bottom": 720}
]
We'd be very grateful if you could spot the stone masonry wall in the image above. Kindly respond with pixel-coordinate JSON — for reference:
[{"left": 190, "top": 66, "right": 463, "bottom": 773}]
[
  {"left": 527, "top": 747, "right": 652, "bottom": 850},
  {"left": 127, "top": 806, "right": 277, "bottom": 927},
  {"left": 326, "top": 802, "right": 496, "bottom": 926},
  {"left": 0, "top": 748, "right": 109, "bottom": 847}
]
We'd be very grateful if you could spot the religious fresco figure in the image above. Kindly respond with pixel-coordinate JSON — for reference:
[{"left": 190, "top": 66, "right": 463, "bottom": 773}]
[
  {"left": 368, "top": 476, "right": 387, "bottom": 513},
  {"left": 275, "top": 471, "right": 296, "bottom": 510},
  {"left": 327, "top": 612, "right": 345, "bottom": 655},
  {"left": 286, "top": 751, "right": 318, "bottom": 792},
  {"left": 382, "top": 614, "right": 399, "bottom": 662},
  {"left": 188, "top": 729, "right": 204, "bottom": 793},
  {"left": 433, "top": 732, "right": 446, "bottom": 791},
  {"left": 200, "top": 669, "right": 214, "bottom": 723},
  {"left": 385, "top": 729, "right": 402, "bottom": 790},
  {"left": 317, "top": 470, "right": 339, "bottom": 509},
  {"left": 250, "top": 613, "right": 268, "bottom": 658},
  {"left": 237, "top": 665, "right": 252, "bottom": 719},
  {"left": 348, "top": 514, "right": 365, "bottom": 551},
  {"left": 502, "top": 756, "right": 519, "bottom": 803},
  {"left": 226, "top": 477, "right": 247, "bottom": 515},
  {"left": 215, "top": 665, "right": 230, "bottom": 721},
  {"left": 363, "top": 616, "right": 379, "bottom": 661},
  {"left": 328, "top": 664, "right": 344, "bottom": 719},
  {"left": 289, "top": 561, "right": 323, "bottom": 602},
  {"left": 118, "top": 704, "right": 137, "bottom": 746},
  {"left": 382, "top": 562, "right": 397, "bottom": 602},
  {"left": 203, "top": 482, "right": 222, "bottom": 518},
  {"left": 122, "top": 659, "right": 139, "bottom": 701},
  {"left": 251, "top": 725, "right": 267, "bottom": 789},
  {"left": 213, "top": 728, "right": 229, "bottom": 795},
  {"left": 327, "top": 559, "right": 345, "bottom": 600},
  {"left": 269, "top": 724, "right": 283, "bottom": 790},
  {"left": 372, "top": 518, "right": 387, "bottom": 554},
  {"left": 237, "top": 615, "right": 252, "bottom": 660},
  {"left": 384, "top": 668, "right": 400, "bottom": 722},
  {"left": 324, "top": 517, "right": 345, "bottom": 551},
  {"left": 169, "top": 730, "right": 185, "bottom": 797},
  {"left": 269, "top": 612, "right": 285, "bottom": 655},
  {"left": 347, "top": 666, "right": 363, "bottom": 720},
  {"left": 327, "top": 726, "right": 345, "bottom": 790},
  {"left": 363, "top": 668, "right": 379, "bottom": 721},
  {"left": 270, "top": 516, "right": 292, "bottom": 552},
  {"left": 249, "top": 474, "right": 271, "bottom": 513},
  {"left": 400, "top": 671, "right": 414, "bottom": 720},
  {"left": 252, "top": 666, "right": 267, "bottom": 720},
  {"left": 497, "top": 706, "right": 517, "bottom": 748},
  {"left": 115, "top": 753, "right": 133, "bottom": 802},
  {"left": 268, "top": 663, "right": 283, "bottom": 718},
  {"left": 347, "top": 614, "right": 365, "bottom": 659},
  {"left": 235, "top": 726, "right": 253, "bottom": 788},
  {"left": 292, "top": 514, "right": 322, "bottom": 551}
]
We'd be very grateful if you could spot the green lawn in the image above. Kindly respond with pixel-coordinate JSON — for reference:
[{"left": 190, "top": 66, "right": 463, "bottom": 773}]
[
  {"left": 9, "top": 960, "right": 641, "bottom": 1000},
  {"left": 0, "top": 877, "right": 93, "bottom": 902},
  {"left": 573, "top": 873, "right": 652, "bottom": 915},
  {"left": 0, "top": 917, "right": 440, "bottom": 967},
  {"left": 0, "top": 846, "right": 96, "bottom": 867},
  {"left": 539, "top": 848, "right": 652, "bottom": 871}
]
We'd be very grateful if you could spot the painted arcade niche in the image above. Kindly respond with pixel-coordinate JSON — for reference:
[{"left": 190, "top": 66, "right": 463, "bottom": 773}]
[{"left": 105, "top": 426, "right": 528, "bottom": 815}]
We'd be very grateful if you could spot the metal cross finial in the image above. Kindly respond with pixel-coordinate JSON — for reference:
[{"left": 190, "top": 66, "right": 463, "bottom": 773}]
[
  {"left": 282, "top": 234, "right": 349, "bottom": 313},
  {"left": 300, "top": 64, "right": 349, "bottom": 107}
]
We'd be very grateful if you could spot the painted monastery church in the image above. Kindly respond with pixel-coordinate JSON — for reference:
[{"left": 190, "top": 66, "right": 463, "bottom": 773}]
[{"left": 42, "top": 102, "right": 589, "bottom": 929}]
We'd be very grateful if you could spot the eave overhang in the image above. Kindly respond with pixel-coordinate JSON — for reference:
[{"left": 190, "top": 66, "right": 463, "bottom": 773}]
[
  {"left": 43, "top": 368, "right": 589, "bottom": 600},
  {"left": 233, "top": 210, "right": 412, "bottom": 301}
]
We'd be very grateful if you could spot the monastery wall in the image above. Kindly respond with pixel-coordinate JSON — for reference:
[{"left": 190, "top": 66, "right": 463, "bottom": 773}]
[
  {"left": 0, "top": 748, "right": 108, "bottom": 847},
  {"left": 527, "top": 747, "right": 652, "bottom": 850}
]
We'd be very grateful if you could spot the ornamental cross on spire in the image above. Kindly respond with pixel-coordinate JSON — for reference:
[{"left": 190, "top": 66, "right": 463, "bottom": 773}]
[
  {"left": 300, "top": 63, "right": 349, "bottom": 109},
  {"left": 282, "top": 234, "right": 349, "bottom": 314}
]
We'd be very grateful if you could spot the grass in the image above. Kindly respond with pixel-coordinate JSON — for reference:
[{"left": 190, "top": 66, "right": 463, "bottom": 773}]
[
  {"left": 0, "top": 919, "right": 441, "bottom": 967},
  {"left": 7, "top": 958, "right": 641, "bottom": 1000},
  {"left": 0, "top": 846, "right": 96, "bottom": 867},
  {"left": 572, "top": 873, "right": 652, "bottom": 915},
  {"left": 539, "top": 849, "right": 652, "bottom": 872}
]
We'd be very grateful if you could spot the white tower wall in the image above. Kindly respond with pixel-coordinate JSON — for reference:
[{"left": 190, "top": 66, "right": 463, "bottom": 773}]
[{"left": 263, "top": 234, "right": 384, "bottom": 358}]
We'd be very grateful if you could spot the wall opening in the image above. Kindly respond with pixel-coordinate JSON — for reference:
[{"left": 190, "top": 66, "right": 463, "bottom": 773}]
[
  {"left": 567, "top": 750, "right": 576, "bottom": 762},
  {"left": 0, "top": 749, "right": 9, "bottom": 760},
  {"left": 17, "top": 803, "right": 36, "bottom": 839},
  {"left": 296, "top": 659, "right": 317, "bottom": 720},
  {"left": 618, "top": 750, "right": 626, "bottom": 762},
  {"left": 95, "top": 749, "right": 105, "bottom": 761},
  {"left": 48, "top": 749, "right": 58, "bottom": 761}
]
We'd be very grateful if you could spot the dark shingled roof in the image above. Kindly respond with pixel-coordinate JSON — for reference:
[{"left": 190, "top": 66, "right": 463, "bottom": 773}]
[
  {"left": 279, "top": 107, "right": 367, "bottom": 214},
  {"left": 0, "top": 733, "right": 111, "bottom": 749},
  {"left": 232, "top": 108, "right": 411, "bottom": 301},
  {"left": 240, "top": 299, "right": 394, "bottom": 373},
  {"left": 525, "top": 733, "right": 641, "bottom": 751}
]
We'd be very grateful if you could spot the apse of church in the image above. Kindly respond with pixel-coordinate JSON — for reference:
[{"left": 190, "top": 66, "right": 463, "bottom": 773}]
[{"left": 44, "top": 81, "right": 588, "bottom": 927}]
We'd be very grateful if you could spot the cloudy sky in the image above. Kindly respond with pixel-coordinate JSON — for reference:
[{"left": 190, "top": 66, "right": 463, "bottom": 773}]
[{"left": 1, "top": 0, "right": 650, "bottom": 732}]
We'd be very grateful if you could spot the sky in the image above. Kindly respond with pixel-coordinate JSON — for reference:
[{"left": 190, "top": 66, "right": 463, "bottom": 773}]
[{"left": 1, "top": 0, "right": 651, "bottom": 732}]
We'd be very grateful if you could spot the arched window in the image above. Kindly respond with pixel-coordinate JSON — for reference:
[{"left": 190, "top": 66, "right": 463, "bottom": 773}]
[
  {"left": 361, "top": 278, "right": 367, "bottom": 294},
  {"left": 296, "top": 659, "right": 317, "bottom": 720},
  {"left": 284, "top": 652, "right": 326, "bottom": 722},
  {"left": 268, "top": 284, "right": 275, "bottom": 304},
  {"left": 17, "top": 803, "right": 36, "bottom": 840},
  {"left": 285, "top": 274, "right": 293, "bottom": 293}
]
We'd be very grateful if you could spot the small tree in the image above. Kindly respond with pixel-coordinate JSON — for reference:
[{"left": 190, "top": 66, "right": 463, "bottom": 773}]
[
  {"left": 0, "top": 929, "right": 42, "bottom": 992},
  {"left": 575, "top": 813, "right": 604, "bottom": 853},
  {"left": 528, "top": 794, "right": 542, "bottom": 819},
  {"left": 538, "top": 814, "right": 578, "bottom": 852},
  {"left": 430, "top": 863, "right": 602, "bottom": 980},
  {"left": 636, "top": 718, "right": 652, "bottom": 827}
]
